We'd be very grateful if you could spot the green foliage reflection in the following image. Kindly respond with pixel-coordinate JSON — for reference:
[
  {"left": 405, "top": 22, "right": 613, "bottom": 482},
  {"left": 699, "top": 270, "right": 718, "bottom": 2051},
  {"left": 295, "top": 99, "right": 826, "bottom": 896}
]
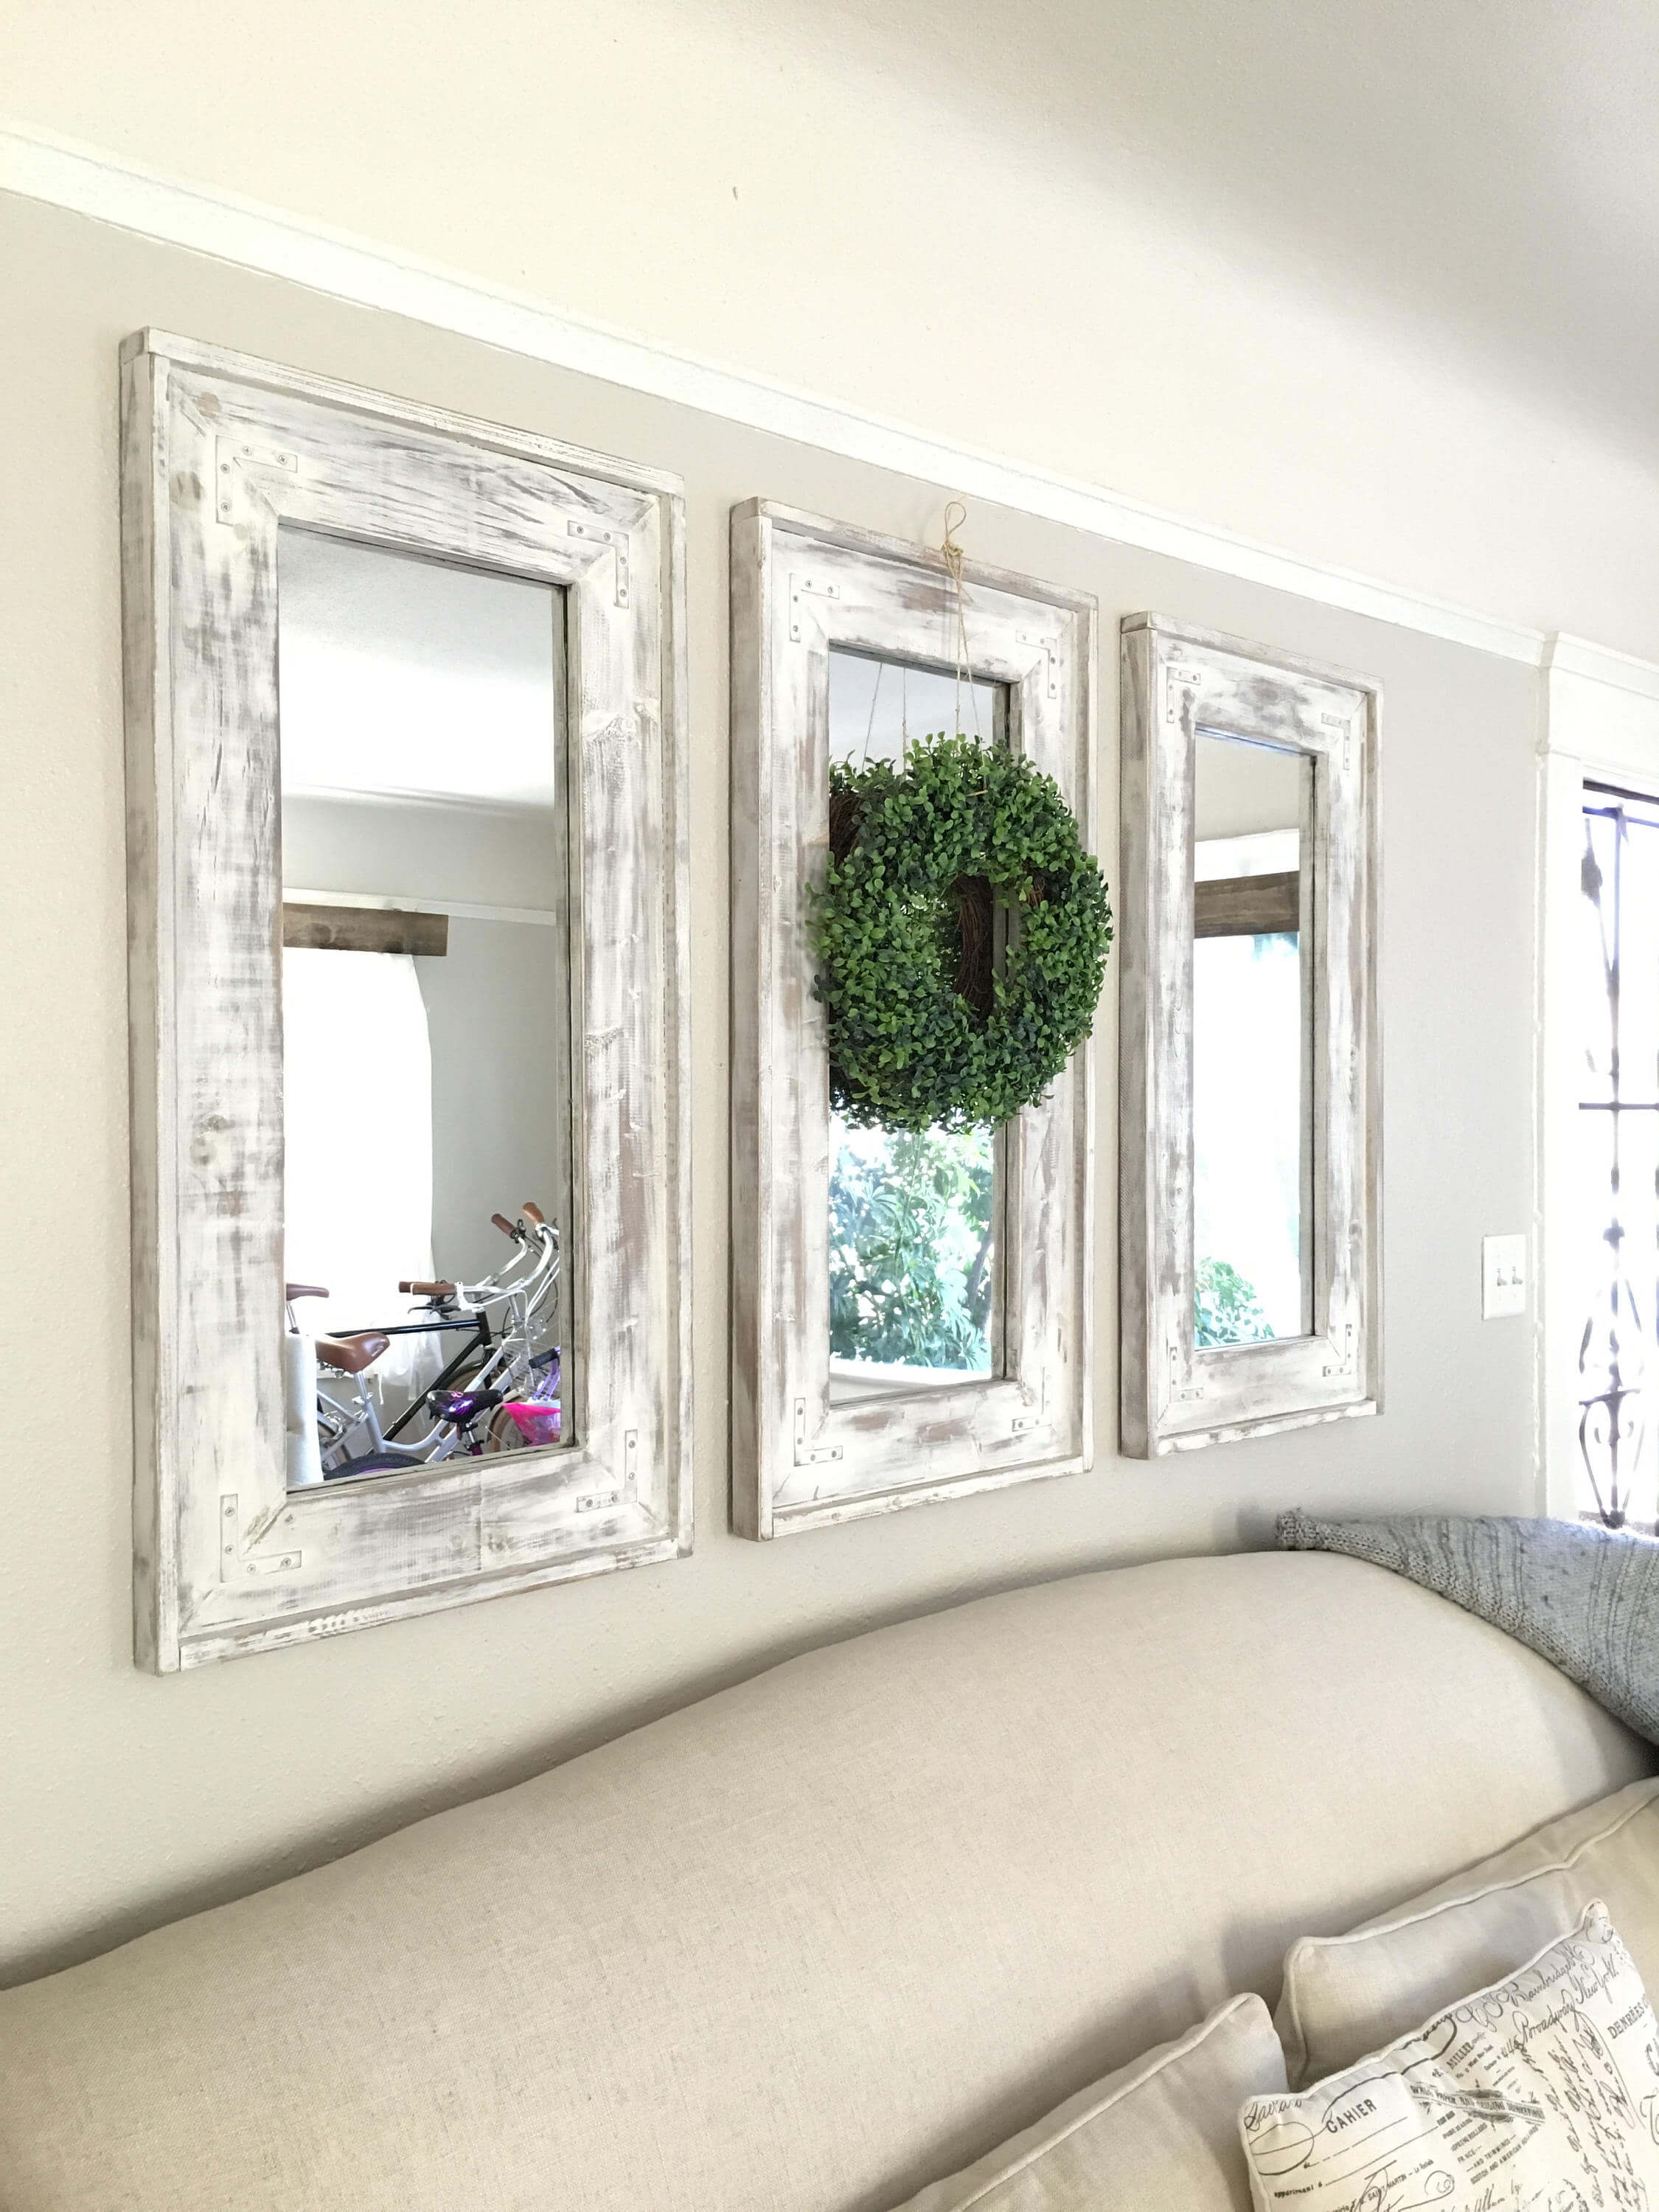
[
  {"left": 1194, "top": 1257, "right": 1276, "bottom": 1349},
  {"left": 830, "top": 1124, "right": 994, "bottom": 1369}
]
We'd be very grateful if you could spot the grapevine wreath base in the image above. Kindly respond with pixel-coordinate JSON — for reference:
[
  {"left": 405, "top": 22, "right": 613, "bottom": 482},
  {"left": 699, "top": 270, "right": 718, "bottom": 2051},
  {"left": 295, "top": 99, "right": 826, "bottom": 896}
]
[{"left": 813, "top": 732, "right": 1113, "bottom": 1133}]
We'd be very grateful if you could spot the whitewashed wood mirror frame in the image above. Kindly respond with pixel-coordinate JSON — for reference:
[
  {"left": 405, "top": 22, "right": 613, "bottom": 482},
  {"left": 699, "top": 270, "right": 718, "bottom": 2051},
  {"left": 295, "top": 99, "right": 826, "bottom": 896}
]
[
  {"left": 1119, "top": 613, "right": 1381, "bottom": 1455},
  {"left": 121, "top": 331, "right": 692, "bottom": 1669},
  {"left": 730, "top": 501, "right": 1097, "bottom": 1537}
]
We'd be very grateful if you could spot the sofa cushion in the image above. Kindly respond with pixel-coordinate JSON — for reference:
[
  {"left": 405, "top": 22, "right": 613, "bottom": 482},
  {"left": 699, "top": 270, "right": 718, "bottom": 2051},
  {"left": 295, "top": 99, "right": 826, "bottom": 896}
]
[
  {"left": 887, "top": 1994, "right": 1284, "bottom": 2212},
  {"left": 1276, "top": 1775, "right": 1659, "bottom": 2086},
  {"left": 1244, "top": 1903, "right": 1659, "bottom": 2209}
]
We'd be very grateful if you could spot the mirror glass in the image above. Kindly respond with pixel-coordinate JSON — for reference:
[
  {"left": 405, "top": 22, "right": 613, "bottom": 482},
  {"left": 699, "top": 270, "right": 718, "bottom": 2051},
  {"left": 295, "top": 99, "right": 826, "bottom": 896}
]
[
  {"left": 276, "top": 527, "right": 572, "bottom": 1484},
  {"left": 826, "top": 648, "right": 1005, "bottom": 1394},
  {"left": 1192, "top": 729, "right": 1312, "bottom": 1346}
]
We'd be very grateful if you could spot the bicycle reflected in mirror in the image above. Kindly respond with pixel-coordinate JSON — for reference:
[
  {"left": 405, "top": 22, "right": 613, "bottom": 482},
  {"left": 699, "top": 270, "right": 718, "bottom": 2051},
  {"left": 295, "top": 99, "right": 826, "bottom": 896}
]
[{"left": 284, "top": 1202, "right": 563, "bottom": 1487}]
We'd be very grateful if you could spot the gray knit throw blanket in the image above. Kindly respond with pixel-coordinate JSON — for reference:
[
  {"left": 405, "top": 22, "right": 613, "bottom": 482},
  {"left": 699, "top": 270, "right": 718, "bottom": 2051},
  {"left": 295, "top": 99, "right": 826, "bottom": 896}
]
[{"left": 1278, "top": 1510, "right": 1659, "bottom": 1747}]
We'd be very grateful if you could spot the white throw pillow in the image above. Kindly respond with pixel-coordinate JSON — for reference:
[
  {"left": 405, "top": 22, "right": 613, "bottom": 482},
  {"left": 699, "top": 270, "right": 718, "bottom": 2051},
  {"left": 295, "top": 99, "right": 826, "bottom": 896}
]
[
  {"left": 1242, "top": 1903, "right": 1659, "bottom": 2212},
  {"left": 885, "top": 1993, "right": 1285, "bottom": 2211},
  {"left": 1277, "top": 1775, "right": 1659, "bottom": 2085}
]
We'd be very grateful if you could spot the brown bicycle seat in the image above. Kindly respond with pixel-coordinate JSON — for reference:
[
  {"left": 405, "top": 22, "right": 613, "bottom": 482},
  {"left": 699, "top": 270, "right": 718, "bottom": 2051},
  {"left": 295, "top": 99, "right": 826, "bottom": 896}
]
[
  {"left": 315, "top": 1332, "right": 390, "bottom": 1375},
  {"left": 399, "top": 1279, "right": 456, "bottom": 1298},
  {"left": 286, "top": 1283, "right": 329, "bottom": 1301}
]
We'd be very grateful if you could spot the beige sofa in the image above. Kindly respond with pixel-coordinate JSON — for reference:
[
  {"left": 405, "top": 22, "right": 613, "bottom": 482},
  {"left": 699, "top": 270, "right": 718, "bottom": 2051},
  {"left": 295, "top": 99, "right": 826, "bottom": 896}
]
[{"left": 1, "top": 1548, "right": 1649, "bottom": 2210}]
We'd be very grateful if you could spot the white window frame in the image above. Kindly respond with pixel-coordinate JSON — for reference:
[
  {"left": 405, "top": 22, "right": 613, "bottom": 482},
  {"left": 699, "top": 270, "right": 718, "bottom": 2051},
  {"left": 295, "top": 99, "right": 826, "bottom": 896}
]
[
  {"left": 1119, "top": 614, "right": 1381, "bottom": 1455},
  {"left": 122, "top": 331, "right": 692, "bottom": 1669},
  {"left": 729, "top": 502, "right": 1098, "bottom": 1537},
  {"left": 1536, "top": 637, "right": 1659, "bottom": 1523}
]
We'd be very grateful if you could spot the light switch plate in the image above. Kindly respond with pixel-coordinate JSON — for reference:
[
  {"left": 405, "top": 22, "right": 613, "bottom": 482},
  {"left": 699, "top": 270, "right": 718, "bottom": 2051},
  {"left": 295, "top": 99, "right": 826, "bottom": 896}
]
[{"left": 1482, "top": 1234, "right": 1528, "bottom": 1319}]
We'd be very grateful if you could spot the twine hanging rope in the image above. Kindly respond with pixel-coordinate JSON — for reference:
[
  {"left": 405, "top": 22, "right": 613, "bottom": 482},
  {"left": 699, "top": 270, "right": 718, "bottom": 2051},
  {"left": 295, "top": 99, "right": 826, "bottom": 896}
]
[
  {"left": 858, "top": 656, "right": 913, "bottom": 769},
  {"left": 860, "top": 658, "right": 883, "bottom": 768},
  {"left": 936, "top": 500, "right": 982, "bottom": 744}
]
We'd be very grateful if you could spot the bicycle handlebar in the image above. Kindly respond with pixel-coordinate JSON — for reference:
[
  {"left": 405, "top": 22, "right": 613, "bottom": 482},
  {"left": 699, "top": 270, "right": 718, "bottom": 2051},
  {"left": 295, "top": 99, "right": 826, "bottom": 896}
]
[{"left": 397, "top": 1212, "right": 558, "bottom": 1315}]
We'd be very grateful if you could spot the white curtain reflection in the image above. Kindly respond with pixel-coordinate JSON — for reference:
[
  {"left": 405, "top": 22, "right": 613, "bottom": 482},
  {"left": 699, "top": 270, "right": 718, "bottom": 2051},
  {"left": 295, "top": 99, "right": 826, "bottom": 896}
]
[
  {"left": 282, "top": 947, "right": 436, "bottom": 1394},
  {"left": 1192, "top": 932, "right": 1304, "bottom": 1338}
]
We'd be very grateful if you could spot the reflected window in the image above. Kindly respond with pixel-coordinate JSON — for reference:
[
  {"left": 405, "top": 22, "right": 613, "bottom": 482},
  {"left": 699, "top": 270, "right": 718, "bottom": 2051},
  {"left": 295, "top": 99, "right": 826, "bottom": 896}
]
[
  {"left": 277, "top": 529, "right": 572, "bottom": 1484},
  {"left": 1192, "top": 731, "right": 1312, "bottom": 1346},
  {"left": 826, "top": 649, "right": 1005, "bottom": 1391}
]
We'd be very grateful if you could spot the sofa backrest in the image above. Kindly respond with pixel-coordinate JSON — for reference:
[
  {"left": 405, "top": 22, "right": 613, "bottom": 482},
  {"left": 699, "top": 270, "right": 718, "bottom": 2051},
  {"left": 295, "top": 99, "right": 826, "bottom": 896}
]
[{"left": 0, "top": 1550, "right": 1649, "bottom": 2212}]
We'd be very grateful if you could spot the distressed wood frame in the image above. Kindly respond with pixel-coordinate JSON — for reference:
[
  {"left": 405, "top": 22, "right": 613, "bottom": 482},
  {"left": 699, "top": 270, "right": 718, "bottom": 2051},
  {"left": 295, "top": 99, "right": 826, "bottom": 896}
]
[
  {"left": 122, "top": 330, "right": 692, "bottom": 1669},
  {"left": 1119, "top": 613, "right": 1381, "bottom": 1455},
  {"left": 730, "top": 501, "right": 1096, "bottom": 1537}
]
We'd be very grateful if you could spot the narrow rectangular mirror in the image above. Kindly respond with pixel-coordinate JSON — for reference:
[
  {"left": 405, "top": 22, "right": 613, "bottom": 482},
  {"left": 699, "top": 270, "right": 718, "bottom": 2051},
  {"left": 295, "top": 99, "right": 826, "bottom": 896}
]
[
  {"left": 824, "top": 647, "right": 1006, "bottom": 1399},
  {"left": 1119, "top": 612, "right": 1379, "bottom": 1456},
  {"left": 1192, "top": 730, "right": 1312, "bottom": 1347},
  {"left": 277, "top": 526, "right": 574, "bottom": 1485}
]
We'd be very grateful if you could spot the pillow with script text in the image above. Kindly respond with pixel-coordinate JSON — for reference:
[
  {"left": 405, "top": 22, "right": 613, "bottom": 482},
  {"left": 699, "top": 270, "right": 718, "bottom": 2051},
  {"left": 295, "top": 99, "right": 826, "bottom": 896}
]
[{"left": 1239, "top": 1902, "right": 1659, "bottom": 2211}]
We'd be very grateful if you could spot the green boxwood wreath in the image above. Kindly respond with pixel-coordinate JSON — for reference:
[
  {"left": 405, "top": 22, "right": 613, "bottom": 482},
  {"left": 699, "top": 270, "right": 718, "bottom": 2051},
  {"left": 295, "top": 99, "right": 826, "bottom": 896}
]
[{"left": 811, "top": 731, "right": 1112, "bottom": 1132}]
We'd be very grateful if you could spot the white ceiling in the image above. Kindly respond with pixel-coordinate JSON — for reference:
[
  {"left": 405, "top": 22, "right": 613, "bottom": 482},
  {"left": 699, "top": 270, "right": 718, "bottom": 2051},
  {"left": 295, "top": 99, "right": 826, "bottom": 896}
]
[
  {"left": 7, "top": 0, "right": 1653, "bottom": 646},
  {"left": 276, "top": 529, "right": 560, "bottom": 810},
  {"left": 737, "top": 0, "right": 1659, "bottom": 462}
]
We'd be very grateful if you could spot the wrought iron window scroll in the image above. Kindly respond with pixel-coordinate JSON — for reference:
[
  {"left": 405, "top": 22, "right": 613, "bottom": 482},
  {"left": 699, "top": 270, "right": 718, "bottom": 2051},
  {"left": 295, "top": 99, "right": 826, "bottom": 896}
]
[{"left": 1577, "top": 784, "right": 1659, "bottom": 1531}]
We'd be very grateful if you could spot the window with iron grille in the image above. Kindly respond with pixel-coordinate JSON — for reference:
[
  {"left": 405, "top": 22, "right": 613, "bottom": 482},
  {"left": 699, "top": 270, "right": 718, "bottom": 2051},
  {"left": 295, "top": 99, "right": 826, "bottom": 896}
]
[{"left": 1576, "top": 783, "right": 1659, "bottom": 1531}]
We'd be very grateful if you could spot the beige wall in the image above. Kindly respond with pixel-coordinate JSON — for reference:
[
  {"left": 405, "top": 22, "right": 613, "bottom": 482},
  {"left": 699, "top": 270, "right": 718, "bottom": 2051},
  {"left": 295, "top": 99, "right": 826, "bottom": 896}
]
[
  {"left": 0, "top": 190, "right": 1542, "bottom": 1983},
  {"left": 4, "top": 0, "right": 1658, "bottom": 664}
]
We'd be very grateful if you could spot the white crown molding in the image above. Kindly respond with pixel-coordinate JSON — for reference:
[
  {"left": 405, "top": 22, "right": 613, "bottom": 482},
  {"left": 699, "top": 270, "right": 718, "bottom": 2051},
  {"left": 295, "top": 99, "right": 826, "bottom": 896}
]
[
  {"left": 0, "top": 116, "right": 1648, "bottom": 680},
  {"left": 1544, "top": 633, "right": 1659, "bottom": 706},
  {"left": 1540, "top": 633, "right": 1659, "bottom": 777}
]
